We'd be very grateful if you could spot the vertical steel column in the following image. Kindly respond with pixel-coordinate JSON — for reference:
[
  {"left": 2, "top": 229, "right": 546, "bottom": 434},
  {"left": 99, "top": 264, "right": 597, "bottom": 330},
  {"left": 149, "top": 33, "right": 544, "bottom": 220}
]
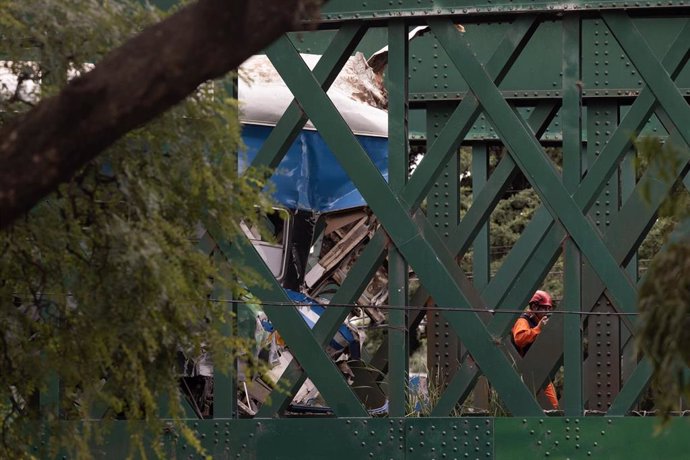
[
  {"left": 213, "top": 260, "right": 237, "bottom": 419},
  {"left": 213, "top": 77, "right": 239, "bottom": 419},
  {"left": 426, "top": 103, "right": 461, "bottom": 389},
  {"left": 585, "top": 100, "right": 622, "bottom": 411},
  {"left": 387, "top": 19, "right": 409, "bottom": 416},
  {"left": 619, "top": 143, "right": 638, "bottom": 384},
  {"left": 471, "top": 143, "right": 490, "bottom": 291},
  {"left": 562, "top": 14, "right": 584, "bottom": 415},
  {"left": 471, "top": 142, "right": 491, "bottom": 411}
]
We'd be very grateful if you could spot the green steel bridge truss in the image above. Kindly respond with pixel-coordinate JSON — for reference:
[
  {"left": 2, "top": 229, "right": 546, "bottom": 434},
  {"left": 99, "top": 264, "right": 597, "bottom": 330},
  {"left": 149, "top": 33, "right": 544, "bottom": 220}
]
[{"left": 55, "top": 1, "right": 690, "bottom": 458}]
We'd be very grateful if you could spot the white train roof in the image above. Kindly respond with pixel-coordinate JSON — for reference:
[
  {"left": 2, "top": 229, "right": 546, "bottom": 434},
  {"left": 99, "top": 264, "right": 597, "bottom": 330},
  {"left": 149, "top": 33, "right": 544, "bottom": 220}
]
[{"left": 238, "top": 54, "right": 388, "bottom": 138}]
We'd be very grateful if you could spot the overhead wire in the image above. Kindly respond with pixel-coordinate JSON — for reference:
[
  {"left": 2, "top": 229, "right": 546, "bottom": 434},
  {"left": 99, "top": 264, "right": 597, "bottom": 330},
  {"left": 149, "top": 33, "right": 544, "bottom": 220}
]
[
  {"left": 10, "top": 291, "right": 641, "bottom": 316},
  {"left": 208, "top": 297, "right": 641, "bottom": 316}
]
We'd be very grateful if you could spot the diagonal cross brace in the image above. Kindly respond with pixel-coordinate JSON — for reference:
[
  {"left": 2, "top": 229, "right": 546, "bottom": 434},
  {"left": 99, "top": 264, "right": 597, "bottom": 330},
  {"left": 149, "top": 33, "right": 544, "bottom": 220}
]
[
  {"left": 400, "top": 15, "right": 539, "bottom": 211},
  {"left": 267, "top": 33, "right": 543, "bottom": 415},
  {"left": 250, "top": 23, "right": 366, "bottom": 171},
  {"left": 210, "top": 223, "right": 368, "bottom": 417},
  {"left": 429, "top": 17, "right": 690, "bottom": 414},
  {"left": 257, "top": 16, "right": 541, "bottom": 416},
  {"left": 256, "top": 232, "right": 388, "bottom": 417},
  {"left": 232, "top": 23, "right": 368, "bottom": 417},
  {"left": 430, "top": 17, "right": 638, "bottom": 323},
  {"left": 603, "top": 13, "right": 690, "bottom": 151},
  {"left": 366, "top": 102, "right": 559, "bottom": 374}
]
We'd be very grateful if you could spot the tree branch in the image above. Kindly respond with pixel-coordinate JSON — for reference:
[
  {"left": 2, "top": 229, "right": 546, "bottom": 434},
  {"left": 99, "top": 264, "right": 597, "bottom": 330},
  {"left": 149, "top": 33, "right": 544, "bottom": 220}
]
[{"left": 0, "top": 0, "right": 321, "bottom": 229}]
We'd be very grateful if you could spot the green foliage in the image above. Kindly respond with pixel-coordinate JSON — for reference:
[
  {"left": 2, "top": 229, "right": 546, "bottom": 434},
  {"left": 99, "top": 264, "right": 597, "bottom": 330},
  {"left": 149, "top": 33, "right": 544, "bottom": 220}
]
[
  {"left": 0, "top": 1, "right": 271, "bottom": 457},
  {"left": 634, "top": 136, "right": 690, "bottom": 220},
  {"left": 633, "top": 136, "right": 690, "bottom": 421},
  {"left": 637, "top": 237, "right": 690, "bottom": 422}
]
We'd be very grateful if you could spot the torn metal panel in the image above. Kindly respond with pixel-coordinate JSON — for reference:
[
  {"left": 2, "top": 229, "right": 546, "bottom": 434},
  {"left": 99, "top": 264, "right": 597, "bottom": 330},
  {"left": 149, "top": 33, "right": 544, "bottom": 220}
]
[{"left": 307, "top": 209, "right": 387, "bottom": 325}]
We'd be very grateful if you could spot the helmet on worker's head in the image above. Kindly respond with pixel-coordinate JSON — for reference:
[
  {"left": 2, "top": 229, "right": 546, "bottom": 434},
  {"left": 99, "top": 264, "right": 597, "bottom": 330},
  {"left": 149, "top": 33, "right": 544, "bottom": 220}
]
[{"left": 529, "top": 290, "right": 553, "bottom": 310}]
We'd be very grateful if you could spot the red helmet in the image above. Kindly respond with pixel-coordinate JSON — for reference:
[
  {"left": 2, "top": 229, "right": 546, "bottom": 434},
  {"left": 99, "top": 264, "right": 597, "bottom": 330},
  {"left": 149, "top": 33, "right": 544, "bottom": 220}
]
[{"left": 529, "top": 290, "right": 553, "bottom": 309}]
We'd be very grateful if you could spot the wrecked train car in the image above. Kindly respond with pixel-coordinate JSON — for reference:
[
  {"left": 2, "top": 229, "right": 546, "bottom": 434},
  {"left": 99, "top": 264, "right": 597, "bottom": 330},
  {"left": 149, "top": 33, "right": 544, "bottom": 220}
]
[{"left": 181, "top": 52, "right": 396, "bottom": 416}]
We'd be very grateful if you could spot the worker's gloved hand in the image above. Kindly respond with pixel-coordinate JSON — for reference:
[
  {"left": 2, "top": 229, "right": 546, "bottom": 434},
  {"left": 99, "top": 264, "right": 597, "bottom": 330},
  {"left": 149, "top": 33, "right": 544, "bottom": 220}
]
[{"left": 538, "top": 316, "right": 550, "bottom": 328}]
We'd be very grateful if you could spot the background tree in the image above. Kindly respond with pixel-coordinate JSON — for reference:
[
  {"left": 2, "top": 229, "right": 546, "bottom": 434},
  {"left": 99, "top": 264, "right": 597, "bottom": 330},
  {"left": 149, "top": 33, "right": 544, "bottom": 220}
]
[
  {"left": 0, "top": 0, "right": 322, "bottom": 229},
  {"left": 0, "top": 0, "right": 313, "bottom": 457},
  {"left": 633, "top": 137, "right": 690, "bottom": 421}
]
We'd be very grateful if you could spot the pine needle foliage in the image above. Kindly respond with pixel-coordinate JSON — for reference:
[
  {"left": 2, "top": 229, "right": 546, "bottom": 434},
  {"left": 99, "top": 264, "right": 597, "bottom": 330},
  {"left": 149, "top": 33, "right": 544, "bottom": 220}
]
[{"left": 1, "top": 1, "right": 272, "bottom": 457}]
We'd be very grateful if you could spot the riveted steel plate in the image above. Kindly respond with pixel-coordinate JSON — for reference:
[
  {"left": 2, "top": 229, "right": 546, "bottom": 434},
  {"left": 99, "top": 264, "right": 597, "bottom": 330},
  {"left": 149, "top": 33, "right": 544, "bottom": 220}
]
[
  {"left": 320, "top": 1, "right": 690, "bottom": 22},
  {"left": 170, "top": 419, "right": 401, "bottom": 460},
  {"left": 406, "top": 418, "right": 494, "bottom": 460},
  {"left": 494, "top": 417, "right": 690, "bottom": 459}
]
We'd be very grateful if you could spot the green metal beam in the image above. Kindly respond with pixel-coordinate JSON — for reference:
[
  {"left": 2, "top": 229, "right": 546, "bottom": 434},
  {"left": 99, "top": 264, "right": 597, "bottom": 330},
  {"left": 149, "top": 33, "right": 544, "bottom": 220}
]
[
  {"left": 211, "top": 227, "right": 367, "bottom": 417},
  {"left": 386, "top": 19, "right": 410, "bottom": 417},
  {"left": 402, "top": 15, "right": 538, "bottom": 211},
  {"left": 429, "top": 19, "right": 690, "bottom": 411},
  {"left": 471, "top": 142, "right": 490, "bottom": 290},
  {"left": 431, "top": 106, "right": 561, "bottom": 415},
  {"left": 447, "top": 102, "right": 559, "bottom": 257},
  {"left": 430, "top": 17, "right": 638, "bottom": 320},
  {"left": 212, "top": 258, "right": 237, "bottom": 419},
  {"left": 320, "top": 0, "right": 690, "bottom": 21},
  {"left": 424, "top": 25, "right": 685, "bottom": 416},
  {"left": 602, "top": 13, "right": 690, "bottom": 150},
  {"left": 561, "top": 13, "right": 584, "bottom": 415},
  {"left": 250, "top": 23, "right": 366, "bottom": 170},
  {"left": 494, "top": 416, "right": 689, "bottom": 458},
  {"left": 253, "top": 20, "right": 546, "bottom": 396},
  {"left": 257, "top": 232, "right": 388, "bottom": 416},
  {"left": 90, "top": 416, "right": 690, "bottom": 458},
  {"left": 267, "top": 34, "right": 542, "bottom": 415}
]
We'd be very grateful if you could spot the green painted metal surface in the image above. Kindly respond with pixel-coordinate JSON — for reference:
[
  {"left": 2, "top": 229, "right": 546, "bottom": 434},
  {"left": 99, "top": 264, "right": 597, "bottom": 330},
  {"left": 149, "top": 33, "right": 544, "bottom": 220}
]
[
  {"left": 561, "top": 14, "right": 584, "bottom": 417},
  {"left": 91, "top": 417, "right": 690, "bottom": 459},
  {"left": 320, "top": 0, "right": 690, "bottom": 20},
  {"left": 387, "top": 19, "right": 411, "bottom": 417},
  {"left": 494, "top": 417, "right": 690, "bottom": 459},
  {"left": 268, "top": 29, "right": 544, "bottom": 416}
]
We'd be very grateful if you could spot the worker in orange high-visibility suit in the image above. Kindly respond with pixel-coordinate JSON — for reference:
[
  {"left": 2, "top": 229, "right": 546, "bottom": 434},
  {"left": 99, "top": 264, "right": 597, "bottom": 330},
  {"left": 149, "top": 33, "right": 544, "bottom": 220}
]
[{"left": 511, "top": 290, "right": 559, "bottom": 410}]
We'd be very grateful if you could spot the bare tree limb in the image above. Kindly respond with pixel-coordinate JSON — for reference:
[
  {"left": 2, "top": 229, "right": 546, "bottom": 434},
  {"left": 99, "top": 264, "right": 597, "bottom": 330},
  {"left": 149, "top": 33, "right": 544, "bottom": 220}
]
[{"left": 0, "top": 0, "right": 321, "bottom": 229}]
